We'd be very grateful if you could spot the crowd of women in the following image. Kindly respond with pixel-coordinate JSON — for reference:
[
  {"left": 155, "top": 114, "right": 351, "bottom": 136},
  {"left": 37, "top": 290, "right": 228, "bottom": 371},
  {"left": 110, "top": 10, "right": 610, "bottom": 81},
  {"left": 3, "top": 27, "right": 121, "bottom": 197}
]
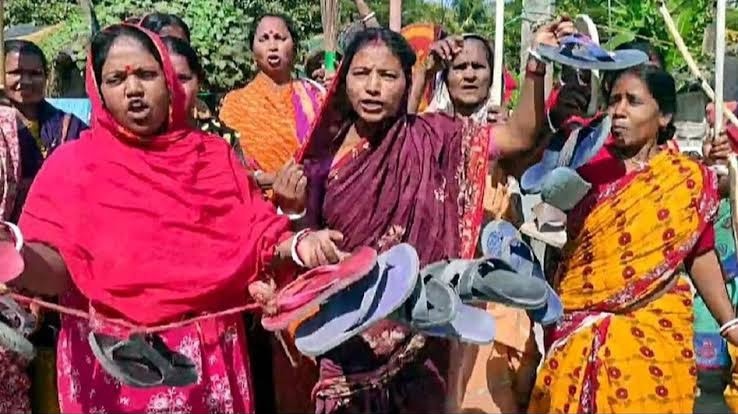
[{"left": 2, "top": 3, "right": 738, "bottom": 414}]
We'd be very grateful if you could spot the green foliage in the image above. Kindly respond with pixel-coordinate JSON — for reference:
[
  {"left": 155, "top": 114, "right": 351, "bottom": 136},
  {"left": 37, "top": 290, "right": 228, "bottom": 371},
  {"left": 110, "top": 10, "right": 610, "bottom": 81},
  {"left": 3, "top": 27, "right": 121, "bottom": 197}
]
[{"left": 6, "top": 0, "right": 78, "bottom": 26}]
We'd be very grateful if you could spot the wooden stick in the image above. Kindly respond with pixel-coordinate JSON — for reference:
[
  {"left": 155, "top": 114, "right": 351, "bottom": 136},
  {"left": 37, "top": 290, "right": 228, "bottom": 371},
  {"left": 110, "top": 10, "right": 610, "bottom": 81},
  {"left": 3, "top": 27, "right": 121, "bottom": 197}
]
[
  {"left": 390, "top": 0, "right": 402, "bottom": 32},
  {"left": 715, "top": 0, "right": 727, "bottom": 135},
  {"left": 490, "top": 0, "right": 505, "bottom": 106},
  {"left": 658, "top": 0, "right": 738, "bottom": 129}
]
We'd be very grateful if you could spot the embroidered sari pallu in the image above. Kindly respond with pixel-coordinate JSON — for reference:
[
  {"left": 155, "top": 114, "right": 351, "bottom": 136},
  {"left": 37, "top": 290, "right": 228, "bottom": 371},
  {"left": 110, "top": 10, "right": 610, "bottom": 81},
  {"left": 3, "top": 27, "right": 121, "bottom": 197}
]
[{"left": 529, "top": 152, "right": 718, "bottom": 413}]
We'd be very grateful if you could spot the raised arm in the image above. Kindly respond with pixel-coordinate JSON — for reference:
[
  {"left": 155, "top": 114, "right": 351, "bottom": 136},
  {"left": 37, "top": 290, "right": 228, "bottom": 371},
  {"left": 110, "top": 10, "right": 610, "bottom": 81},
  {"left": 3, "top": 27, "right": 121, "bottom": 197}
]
[
  {"left": 355, "top": 0, "right": 380, "bottom": 28},
  {"left": 492, "top": 18, "right": 575, "bottom": 159}
]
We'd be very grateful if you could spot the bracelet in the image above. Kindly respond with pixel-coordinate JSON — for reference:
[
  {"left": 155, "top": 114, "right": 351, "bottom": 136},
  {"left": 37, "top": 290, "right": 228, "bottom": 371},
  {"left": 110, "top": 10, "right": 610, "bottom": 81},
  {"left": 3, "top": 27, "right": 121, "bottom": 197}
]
[
  {"left": 277, "top": 206, "right": 307, "bottom": 221},
  {"left": 1, "top": 221, "right": 23, "bottom": 251},
  {"left": 290, "top": 229, "right": 311, "bottom": 268},
  {"left": 724, "top": 323, "right": 738, "bottom": 337},
  {"left": 720, "top": 317, "right": 738, "bottom": 336}
]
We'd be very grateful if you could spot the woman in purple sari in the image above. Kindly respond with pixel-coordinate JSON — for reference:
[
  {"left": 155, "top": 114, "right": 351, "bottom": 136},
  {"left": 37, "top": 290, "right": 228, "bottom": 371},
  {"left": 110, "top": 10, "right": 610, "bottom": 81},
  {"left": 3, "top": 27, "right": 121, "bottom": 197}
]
[
  {"left": 3, "top": 40, "right": 87, "bottom": 222},
  {"left": 301, "top": 23, "right": 572, "bottom": 413}
]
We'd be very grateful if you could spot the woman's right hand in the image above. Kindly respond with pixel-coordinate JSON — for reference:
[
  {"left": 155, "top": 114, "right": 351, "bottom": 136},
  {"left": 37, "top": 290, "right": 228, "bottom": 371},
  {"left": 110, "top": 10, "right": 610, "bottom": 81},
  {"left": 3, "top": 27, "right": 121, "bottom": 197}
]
[
  {"left": 702, "top": 131, "right": 732, "bottom": 167},
  {"left": 273, "top": 160, "right": 307, "bottom": 215},
  {"left": 426, "top": 36, "right": 464, "bottom": 74}
]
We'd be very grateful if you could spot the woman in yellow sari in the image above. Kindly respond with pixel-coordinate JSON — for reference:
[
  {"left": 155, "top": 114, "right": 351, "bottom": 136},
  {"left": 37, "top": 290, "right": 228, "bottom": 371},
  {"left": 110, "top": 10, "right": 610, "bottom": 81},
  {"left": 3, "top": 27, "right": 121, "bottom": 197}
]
[{"left": 529, "top": 64, "right": 738, "bottom": 413}]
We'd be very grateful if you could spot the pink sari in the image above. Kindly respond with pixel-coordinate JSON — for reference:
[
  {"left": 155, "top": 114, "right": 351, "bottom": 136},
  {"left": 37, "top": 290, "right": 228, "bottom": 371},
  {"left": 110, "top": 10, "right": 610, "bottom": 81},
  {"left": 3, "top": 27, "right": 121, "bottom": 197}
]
[{"left": 19, "top": 25, "right": 291, "bottom": 414}]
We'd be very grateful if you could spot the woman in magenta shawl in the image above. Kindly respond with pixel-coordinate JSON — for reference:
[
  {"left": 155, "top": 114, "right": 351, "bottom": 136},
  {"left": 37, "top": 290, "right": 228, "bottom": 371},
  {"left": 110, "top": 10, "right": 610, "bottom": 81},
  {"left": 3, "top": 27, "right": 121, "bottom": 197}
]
[{"left": 301, "top": 23, "right": 572, "bottom": 413}]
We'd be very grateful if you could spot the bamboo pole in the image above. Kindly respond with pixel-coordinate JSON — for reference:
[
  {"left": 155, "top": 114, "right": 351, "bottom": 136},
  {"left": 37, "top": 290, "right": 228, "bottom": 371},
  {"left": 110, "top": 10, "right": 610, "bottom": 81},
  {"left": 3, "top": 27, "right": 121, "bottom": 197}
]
[
  {"left": 715, "top": 0, "right": 727, "bottom": 135},
  {"left": 389, "top": 0, "right": 402, "bottom": 32},
  {"left": 490, "top": 0, "right": 505, "bottom": 106},
  {"left": 658, "top": 0, "right": 738, "bottom": 128}
]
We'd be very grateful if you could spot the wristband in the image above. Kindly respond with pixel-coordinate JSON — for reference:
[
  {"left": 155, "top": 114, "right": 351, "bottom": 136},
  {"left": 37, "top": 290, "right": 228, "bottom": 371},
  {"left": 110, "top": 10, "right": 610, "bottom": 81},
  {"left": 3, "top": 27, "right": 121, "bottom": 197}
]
[{"left": 277, "top": 206, "right": 307, "bottom": 221}]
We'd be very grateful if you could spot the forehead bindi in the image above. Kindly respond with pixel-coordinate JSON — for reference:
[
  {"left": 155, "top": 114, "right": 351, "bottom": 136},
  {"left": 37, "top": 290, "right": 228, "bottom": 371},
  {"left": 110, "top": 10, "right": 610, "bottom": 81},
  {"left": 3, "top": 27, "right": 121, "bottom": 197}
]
[{"left": 256, "top": 17, "right": 289, "bottom": 37}]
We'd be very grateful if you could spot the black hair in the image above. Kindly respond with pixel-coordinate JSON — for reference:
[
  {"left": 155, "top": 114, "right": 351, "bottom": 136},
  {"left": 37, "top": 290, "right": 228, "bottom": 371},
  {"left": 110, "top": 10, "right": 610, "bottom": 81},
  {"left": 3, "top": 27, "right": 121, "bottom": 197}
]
[
  {"left": 249, "top": 13, "right": 300, "bottom": 53},
  {"left": 162, "top": 36, "right": 205, "bottom": 81},
  {"left": 90, "top": 25, "right": 163, "bottom": 88},
  {"left": 606, "top": 64, "right": 677, "bottom": 144},
  {"left": 616, "top": 40, "right": 666, "bottom": 70},
  {"left": 140, "top": 12, "right": 191, "bottom": 42},
  {"left": 339, "top": 27, "right": 416, "bottom": 85},
  {"left": 4, "top": 39, "right": 48, "bottom": 75}
]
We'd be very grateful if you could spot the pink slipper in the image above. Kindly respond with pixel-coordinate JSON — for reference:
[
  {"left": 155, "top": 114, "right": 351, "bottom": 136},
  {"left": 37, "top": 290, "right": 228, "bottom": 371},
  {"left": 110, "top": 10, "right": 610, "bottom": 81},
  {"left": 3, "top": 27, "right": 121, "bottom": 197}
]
[
  {"left": 261, "top": 247, "right": 378, "bottom": 331},
  {"left": 0, "top": 222, "right": 23, "bottom": 284}
]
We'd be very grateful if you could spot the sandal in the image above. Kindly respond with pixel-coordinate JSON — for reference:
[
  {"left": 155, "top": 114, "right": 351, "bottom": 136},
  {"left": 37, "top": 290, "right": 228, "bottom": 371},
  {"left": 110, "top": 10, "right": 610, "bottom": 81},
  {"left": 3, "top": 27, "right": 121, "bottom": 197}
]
[
  {"left": 519, "top": 202, "right": 568, "bottom": 248},
  {"left": 89, "top": 332, "right": 198, "bottom": 388},
  {"left": 536, "top": 33, "right": 648, "bottom": 71},
  {"left": 481, "top": 220, "right": 563, "bottom": 326},
  {"left": 0, "top": 221, "right": 24, "bottom": 284},
  {"left": 0, "top": 296, "right": 35, "bottom": 360},
  {"left": 295, "top": 244, "right": 419, "bottom": 357},
  {"left": 261, "top": 247, "right": 378, "bottom": 331}
]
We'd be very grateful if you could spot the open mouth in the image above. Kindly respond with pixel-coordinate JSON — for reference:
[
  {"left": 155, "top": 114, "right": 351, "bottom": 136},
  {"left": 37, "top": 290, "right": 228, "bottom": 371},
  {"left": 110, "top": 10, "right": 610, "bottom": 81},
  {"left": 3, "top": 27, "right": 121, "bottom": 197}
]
[
  {"left": 359, "top": 99, "right": 384, "bottom": 113},
  {"left": 267, "top": 54, "right": 282, "bottom": 67},
  {"left": 127, "top": 99, "right": 150, "bottom": 119}
]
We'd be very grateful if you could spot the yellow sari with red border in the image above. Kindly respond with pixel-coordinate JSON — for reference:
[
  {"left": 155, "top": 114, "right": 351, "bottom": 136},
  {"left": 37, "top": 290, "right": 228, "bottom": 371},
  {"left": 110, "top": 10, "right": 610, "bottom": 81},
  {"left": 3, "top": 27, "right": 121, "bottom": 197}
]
[{"left": 529, "top": 150, "right": 718, "bottom": 413}]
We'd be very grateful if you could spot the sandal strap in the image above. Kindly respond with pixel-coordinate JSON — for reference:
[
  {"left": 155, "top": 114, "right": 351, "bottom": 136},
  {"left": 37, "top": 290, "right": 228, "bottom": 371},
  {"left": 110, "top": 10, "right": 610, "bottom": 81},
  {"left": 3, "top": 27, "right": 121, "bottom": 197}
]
[{"left": 558, "top": 34, "right": 614, "bottom": 62}]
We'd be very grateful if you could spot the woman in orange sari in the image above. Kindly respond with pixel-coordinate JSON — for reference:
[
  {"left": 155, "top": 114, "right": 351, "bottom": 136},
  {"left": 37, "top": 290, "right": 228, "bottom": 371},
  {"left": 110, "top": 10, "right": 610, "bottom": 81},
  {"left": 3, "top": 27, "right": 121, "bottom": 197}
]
[
  {"left": 528, "top": 64, "right": 738, "bottom": 413},
  {"left": 220, "top": 13, "right": 324, "bottom": 184}
]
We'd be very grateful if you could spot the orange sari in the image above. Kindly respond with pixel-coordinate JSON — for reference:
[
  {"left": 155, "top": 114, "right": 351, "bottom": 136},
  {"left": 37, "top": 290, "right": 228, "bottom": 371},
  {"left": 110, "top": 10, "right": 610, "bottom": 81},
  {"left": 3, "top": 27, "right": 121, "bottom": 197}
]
[
  {"left": 529, "top": 150, "right": 718, "bottom": 413},
  {"left": 219, "top": 73, "right": 324, "bottom": 174}
]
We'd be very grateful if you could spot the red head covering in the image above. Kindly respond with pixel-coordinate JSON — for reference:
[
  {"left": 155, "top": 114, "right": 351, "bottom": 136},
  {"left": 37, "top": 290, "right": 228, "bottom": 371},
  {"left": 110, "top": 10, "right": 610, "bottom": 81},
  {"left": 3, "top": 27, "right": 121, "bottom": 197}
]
[{"left": 19, "top": 25, "right": 290, "bottom": 325}]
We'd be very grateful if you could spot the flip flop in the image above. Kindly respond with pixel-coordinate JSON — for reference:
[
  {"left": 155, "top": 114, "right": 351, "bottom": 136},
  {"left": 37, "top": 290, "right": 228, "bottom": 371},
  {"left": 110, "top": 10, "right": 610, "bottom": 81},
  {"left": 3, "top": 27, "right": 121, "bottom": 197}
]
[
  {"left": 294, "top": 244, "right": 419, "bottom": 357},
  {"left": 521, "top": 115, "right": 611, "bottom": 194},
  {"left": 536, "top": 33, "right": 649, "bottom": 71},
  {"left": 0, "top": 221, "right": 24, "bottom": 284},
  {"left": 89, "top": 332, "right": 198, "bottom": 388},
  {"left": 261, "top": 247, "right": 378, "bottom": 331},
  {"left": 519, "top": 203, "right": 568, "bottom": 248},
  {"left": 424, "top": 302, "right": 496, "bottom": 345},
  {"left": 391, "top": 276, "right": 457, "bottom": 329},
  {"left": 0, "top": 296, "right": 35, "bottom": 361},
  {"left": 481, "top": 220, "right": 563, "bottom": 326},
  {"left": 540, "top": 167, "right": 592, "bottom": 212},
  {"left": 420, "top": 257, "right": 547, "bottom": 309},
  {"left": 394, "top": 277, "right": 496, "bottom": 344}
]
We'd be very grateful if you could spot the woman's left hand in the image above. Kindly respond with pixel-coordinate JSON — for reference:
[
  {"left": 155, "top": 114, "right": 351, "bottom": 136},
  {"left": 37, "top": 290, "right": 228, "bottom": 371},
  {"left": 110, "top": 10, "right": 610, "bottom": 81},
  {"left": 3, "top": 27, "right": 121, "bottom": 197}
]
[
  {"left": 296, "top": 229, "right": 347, "bottom": 268},
  {"left": 273, "top": 160, "right": 307, "bottom": 215}
]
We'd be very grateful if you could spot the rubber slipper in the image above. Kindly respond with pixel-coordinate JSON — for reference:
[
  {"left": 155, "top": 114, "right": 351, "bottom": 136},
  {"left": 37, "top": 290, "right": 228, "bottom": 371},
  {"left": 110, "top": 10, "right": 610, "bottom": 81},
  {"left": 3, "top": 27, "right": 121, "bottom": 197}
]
[
  {"left": 390, "top": 276, "right": 457, "bottom": 329},
  {"left": 424, "top": 302, "right": 496, "bottom": 345},
  {"left": 0, "top": 221, "right": 24, "bottom": 284},
  {"left": 540, "top": 167, "right": 592, "bottom": 212},
  {"left": 295, "top": 244, "right": 419, "bottom": 357},
  {"left": 89, "top": 332, "right": 198, "bottom": 388},
  {"left": 521, "top": 115, "right": 610, "bottom": 194},
  {"left": 0, "top": 295, "right": 35, "bottom": 361},
  {"left": 481, "top": 220, "right": 564, "bottom": 326},
  {"left": 261, "top": 247, "right": 378, "bottom": 331},
  {"left": 536, "top": 33, "right": 648, "bottom": 71},
  {"left": 519, "top": 203, "right": 568, "bottom": 248}
]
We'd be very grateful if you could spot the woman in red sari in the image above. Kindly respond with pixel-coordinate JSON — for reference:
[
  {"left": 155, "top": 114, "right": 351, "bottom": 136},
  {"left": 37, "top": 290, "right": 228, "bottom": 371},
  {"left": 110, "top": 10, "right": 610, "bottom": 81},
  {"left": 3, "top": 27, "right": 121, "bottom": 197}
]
[
  {"left": 2, "top": 24, "right": 343, "bottom": 414},
  {"left": 301, "top": 22, "right": 572, "bottom": 413}
]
